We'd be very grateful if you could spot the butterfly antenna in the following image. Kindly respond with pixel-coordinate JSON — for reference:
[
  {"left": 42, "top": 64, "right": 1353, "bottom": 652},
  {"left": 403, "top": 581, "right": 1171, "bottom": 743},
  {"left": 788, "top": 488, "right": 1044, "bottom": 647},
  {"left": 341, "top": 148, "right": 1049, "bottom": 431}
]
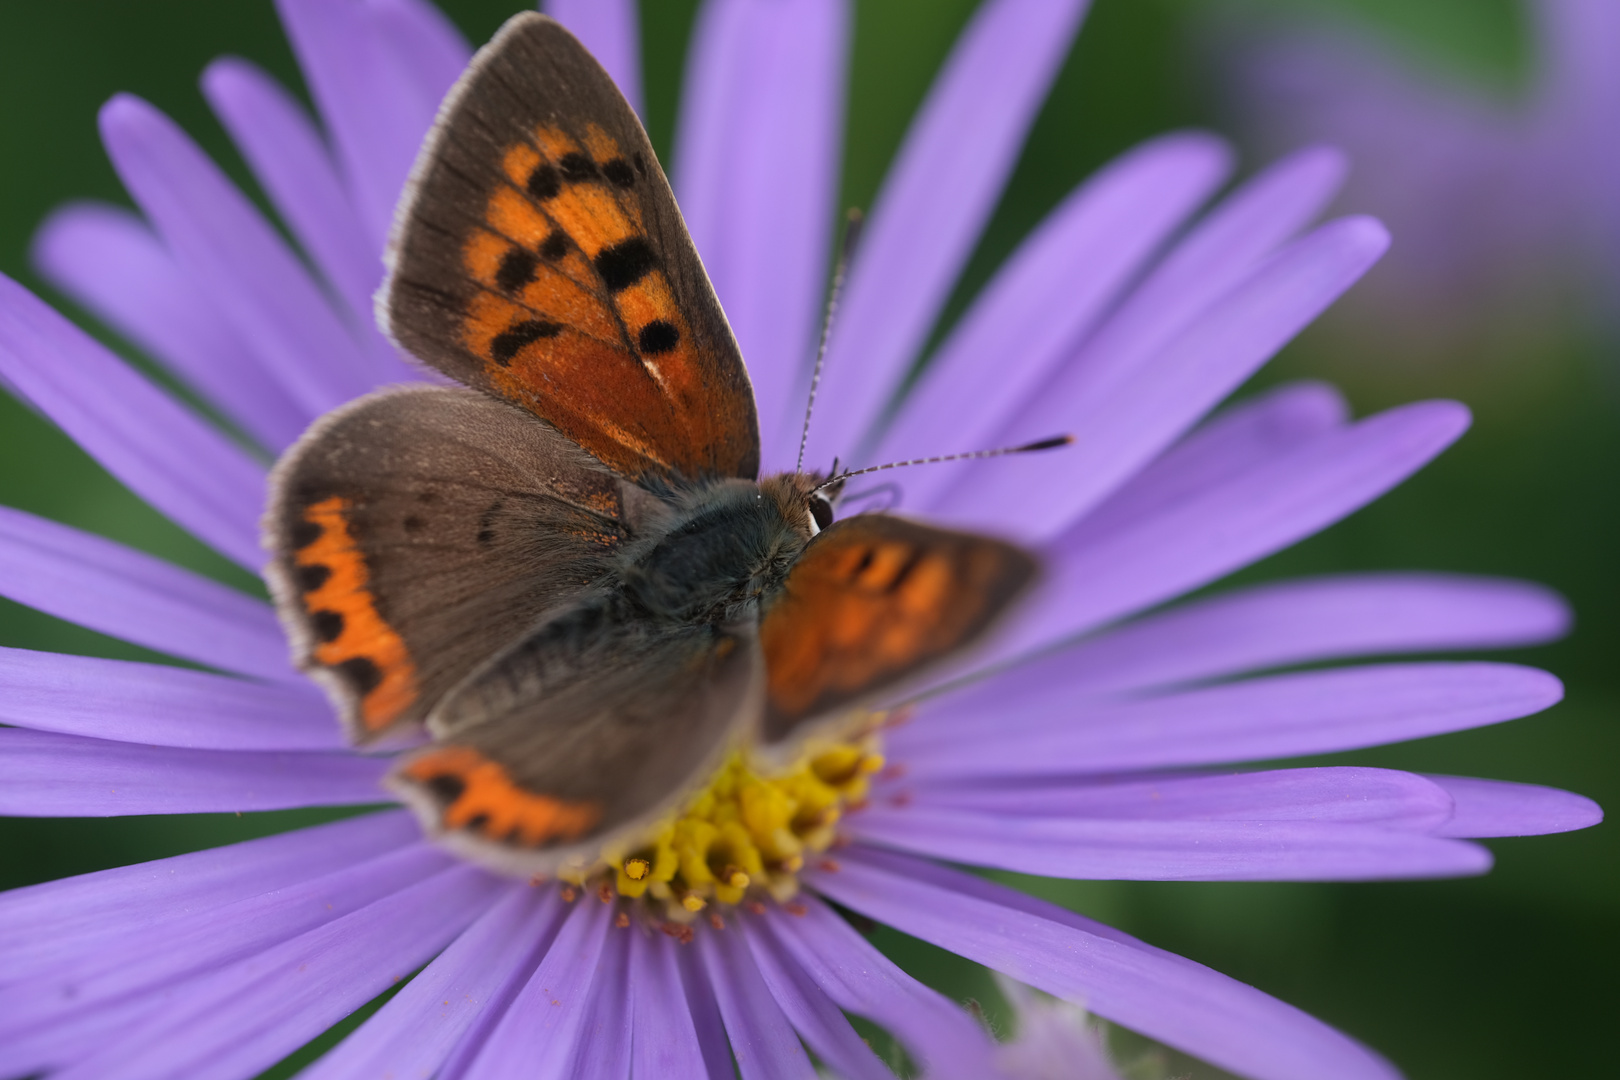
[
  {"left": 797, "top": 208, "right": 865, "bottom": 474},
  {"left": 811, "top": 435, "right": 1074, "bottom": 495}
]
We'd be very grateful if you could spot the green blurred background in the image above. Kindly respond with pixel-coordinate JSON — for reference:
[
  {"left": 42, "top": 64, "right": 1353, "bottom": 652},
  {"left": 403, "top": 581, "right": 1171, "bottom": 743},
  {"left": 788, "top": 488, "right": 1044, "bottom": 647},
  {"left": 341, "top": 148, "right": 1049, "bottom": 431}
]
[{"left": 0, "top": 1, "right": 1609, "bottom": 1077}]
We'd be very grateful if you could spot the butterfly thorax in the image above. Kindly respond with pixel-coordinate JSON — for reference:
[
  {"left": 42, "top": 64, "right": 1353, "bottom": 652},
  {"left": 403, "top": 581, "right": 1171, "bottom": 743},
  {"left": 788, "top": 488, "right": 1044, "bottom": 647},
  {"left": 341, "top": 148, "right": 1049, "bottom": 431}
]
[{"left": 617, "top": 474, "right": 823, "bottom": 626}]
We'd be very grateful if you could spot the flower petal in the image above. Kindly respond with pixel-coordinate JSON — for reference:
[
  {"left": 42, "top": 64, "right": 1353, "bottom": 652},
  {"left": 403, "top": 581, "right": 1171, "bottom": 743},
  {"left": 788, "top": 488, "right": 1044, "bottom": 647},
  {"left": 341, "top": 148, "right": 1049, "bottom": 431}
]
[
  {"left": 49, "top": 864, "right": 501, "bottom": 1080},
  {"left": 697, "top": 926, "right": 817, "bottom": 1080},
  {"left": 679, "top": 941, "right": 744, "bottom": 1080},
  {"left": 894, "top": 662, "right": 1563, "bottom": 777},
  {"left": 200, "top": 57, "right": 381, "bottom": 336},
  {"left": 275, "top": 0, "right": 468, "bottom": 250},
  {"left": 456, "top": 895, "right": 611, "bottom": 1079},
  {"left": 0, "top": 276, "right": 267, "bottom": 568},
  {"left": 100, "top": 94, "right": 377, "bottom": 417},
  {"left": 948, "top": 570, "right": 1569, "bottom": 709},
  {"left": 984, "top": 399, "right": 1471, "bottom": 664},
  {"left": 0, "top": 507, "right": 291, "bottom": 681},
  {"left": 305, "top": 886, "right": 563, "bottom": 1080},
  {"left": 0, "top": 843, "right": 455, "bottom": 1037},
  {"left": 873, "top": 132, "right": 1233, "bottom": 502},
  {"left": 629, "top": 921, "right": 712, "bottom": 1080},
  {"left": 0, "top": 728, "right": 390, "bottom": 816},
  {"left": 937, "top": 216, "right": 1390, "bottom": 540},
  {"left": 760, "top": 899, "right": 1002, "bottom": 1080},
  {"left": 30, "top": 202, "right": 307, "bottom": 452},
  {"left": 676, "top": 0, "right": 848, "bottom": 466},
  {"left": 1425, "top": 774, "right": 1604, "bottom": 838},
  {"left": 0, "top": 646, "right": 336, "bottom": 750},
  {"left": 851, "top": 808, "right": 1491, "bottom": 881},
  {"left": 544, "top": 0, "right": 644, "bottom": 116},
  {"left": 571, "top": 923, "right": 633, "bottom": 1080},
  {"left": 803, "top": 0, "right": 1092, "bottom": 467},
  {"left": 813, "top": 846, "right": 1400, "bottom": 1080}
]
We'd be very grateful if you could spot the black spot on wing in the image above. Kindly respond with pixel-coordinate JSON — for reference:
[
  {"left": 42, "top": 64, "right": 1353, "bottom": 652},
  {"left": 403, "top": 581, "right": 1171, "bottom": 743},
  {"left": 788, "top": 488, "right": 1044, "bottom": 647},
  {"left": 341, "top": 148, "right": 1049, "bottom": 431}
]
[
  {"left": 595, "top": 237, "right": 658, "bottom": 292},
  {"left": 601, "top": 158, "right": 635, "bottom": 188},
  {"left": 637, "top": 320, "right": 680, "bottom": 355},
  {"left": 424, "top": 772, "right": 466, "bottom": 804},
  {"left": 558, "top": 152, "right": 596, "bottom": 182},
  {"left": 527, "top": 163, "right": 561, "bottom": 200},
  {"left": 289, "top": 519, "right": 321, "bottom": 550},
  {"left": 491, "top": 320, "right": 563, "bottom": 366},
  {"left": 296, "top": 563, "right": 331, "bottom": 592},
  {"left": 495, "top": 247, "right": 539, "bottom": 293},
  {"left": 540, "top": 231, "right": 569, "bottom": 261},
  {"left": 312, "top": 609, "right": 345, "bottom": 643},
  {"left": 334, "top": 656, "right": 382, "bottom": 696}
]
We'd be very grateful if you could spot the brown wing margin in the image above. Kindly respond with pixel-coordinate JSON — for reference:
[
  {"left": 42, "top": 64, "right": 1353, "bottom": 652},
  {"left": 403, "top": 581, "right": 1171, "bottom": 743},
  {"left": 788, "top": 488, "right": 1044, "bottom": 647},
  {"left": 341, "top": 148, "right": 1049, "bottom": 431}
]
[
  {"left": 380, "top": 12, "right": 759, "bottom": 486},
  {"left": 757, "top": 514, "right": 1039, "bottom": 744}
]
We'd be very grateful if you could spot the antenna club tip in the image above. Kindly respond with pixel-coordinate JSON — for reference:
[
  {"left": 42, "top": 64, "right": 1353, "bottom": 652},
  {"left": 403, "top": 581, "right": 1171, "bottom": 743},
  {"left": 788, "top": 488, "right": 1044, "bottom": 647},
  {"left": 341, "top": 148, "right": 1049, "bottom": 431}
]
[{"left": 1020, "top": 434, "right": 1074, "bottom": 452}]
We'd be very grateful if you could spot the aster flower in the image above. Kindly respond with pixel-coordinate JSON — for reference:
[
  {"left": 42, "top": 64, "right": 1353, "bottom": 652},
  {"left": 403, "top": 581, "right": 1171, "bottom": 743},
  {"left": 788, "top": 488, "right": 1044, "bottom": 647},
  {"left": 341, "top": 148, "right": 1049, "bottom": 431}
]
[
  {"left": 1215, "top": 0, "right": 1620, "bottom": 361},
  {"left": 0, "top": 1, "right": 1601, "bottom": 1079}
]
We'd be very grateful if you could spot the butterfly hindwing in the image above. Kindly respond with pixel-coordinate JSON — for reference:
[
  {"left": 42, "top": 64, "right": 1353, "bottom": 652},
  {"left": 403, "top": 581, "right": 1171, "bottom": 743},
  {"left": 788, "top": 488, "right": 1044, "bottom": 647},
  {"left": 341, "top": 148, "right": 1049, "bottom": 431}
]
[
  {"left": 758, "top": 513, "right": 1038, "bottom": 743},
  {"left": 382, "top": 12, "right": 759, "bottom": 487},
  {"left": 391, "top": 598, "right": 762, "bottom": 873},
  {"left": 265, "top": 386, "right": 645, "bottom": 741}
]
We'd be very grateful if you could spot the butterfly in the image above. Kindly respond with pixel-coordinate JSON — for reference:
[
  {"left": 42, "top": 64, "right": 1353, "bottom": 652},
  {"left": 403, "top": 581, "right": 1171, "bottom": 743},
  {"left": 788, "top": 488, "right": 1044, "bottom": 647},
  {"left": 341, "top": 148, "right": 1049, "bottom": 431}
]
[{"left": 265, "top": 11, "right": 1038, "bottom": 877}]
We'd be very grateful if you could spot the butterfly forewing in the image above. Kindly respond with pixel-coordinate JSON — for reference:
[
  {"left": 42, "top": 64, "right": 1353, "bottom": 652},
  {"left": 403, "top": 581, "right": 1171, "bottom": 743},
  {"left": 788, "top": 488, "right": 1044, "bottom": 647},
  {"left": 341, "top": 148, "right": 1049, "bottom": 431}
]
[
  {"left": 265, "top": 386, "right": 640, "bottom": 741},
  {"left": 382, "top": 12, "right": 759, "bottom": 486},
  {"left": 758, "top": 514, "right": 1038, "bottom": 743}
]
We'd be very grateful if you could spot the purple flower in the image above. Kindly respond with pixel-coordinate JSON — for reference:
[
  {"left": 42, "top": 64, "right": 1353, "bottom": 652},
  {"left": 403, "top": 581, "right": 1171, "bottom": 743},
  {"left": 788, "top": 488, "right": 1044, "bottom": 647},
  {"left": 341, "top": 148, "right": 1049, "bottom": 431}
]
[
  {"left": 0, "top": 1, "right": 1601, "bottom": 1078},
  {"left": 1217, "top": 0, "right": 1620, "bottom": 359}
]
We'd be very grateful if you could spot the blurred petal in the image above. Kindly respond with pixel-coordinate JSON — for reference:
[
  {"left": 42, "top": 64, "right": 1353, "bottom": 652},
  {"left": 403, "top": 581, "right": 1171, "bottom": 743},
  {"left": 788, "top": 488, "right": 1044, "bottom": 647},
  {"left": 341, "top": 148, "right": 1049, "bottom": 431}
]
[
  {"left": 276, "top": 0, "right": 468, "bottom": 249},
  {"left": 544, "top": 0, "right": 643, "bottom": 115},
  {"left": 875, "top": 132, "right": 1233, "bottom": 503},
  {"left": 677, "top": 0, "right": 848, "bottom": 466},
  {"left": 201, "top": 58, "right": 379, "bottom": 334},
  {"left": 1427, "top": 774, "right": 1604, "bottom": 838},
  {"left": 0, "top": 507, "right": 291, "bottom": 682},
  {"left": 679, "top": 942, "right": 739, "bottom": 1080},
  {"left": 761, "top": 899, "right": 1002, "bottom": 1080},
  {"left": 697, "top": 926, "right": 817, "bottom": 1080},
  {"left": 0, "top": 729, "right": 389, "bottom": 816},
  {"left": 571, "top": 924, "right": 633, "bottom": 1080},
  {"left": 813, "top": 847, "right": 1400, "bottom": 1080},
  {"left": 30, "top": 202, "right": 306, "bottom": 452},
  {"left": 100, "top": 94, "right": 377, "bottom": 417},
  {"left": 49, "top": 865, "right": 501, "bottom": 1080},
  {"left": 0, "top": 274, "right": 267, "bottom": 568},
  {"left": 896, "top": 662, "right": 1563, "bottom": 777},
  {"left": 938, "top": 217, "right": 1390, "bottom": 540},
  {"left": 804, "top": 0, "right": 1092, "bottom": 467},
  {"left": 0, "top": 646, "right": 336, "bottom": 750},
  {"left": 983, "top": 400, "right": 1471, "bottom": 664},
  {"left": 306, "top": 887, "right": 562, "bottom": 1080},
  {"left": 629, "top": 921, "right": 712, "bottom": 1080}
]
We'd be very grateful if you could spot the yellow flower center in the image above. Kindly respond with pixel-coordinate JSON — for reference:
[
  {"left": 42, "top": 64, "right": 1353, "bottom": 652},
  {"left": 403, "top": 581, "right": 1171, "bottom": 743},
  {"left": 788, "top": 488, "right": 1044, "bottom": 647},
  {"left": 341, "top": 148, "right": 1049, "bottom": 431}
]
[{"left": 556, "top": 729, "right": 885, "bottom": 924}]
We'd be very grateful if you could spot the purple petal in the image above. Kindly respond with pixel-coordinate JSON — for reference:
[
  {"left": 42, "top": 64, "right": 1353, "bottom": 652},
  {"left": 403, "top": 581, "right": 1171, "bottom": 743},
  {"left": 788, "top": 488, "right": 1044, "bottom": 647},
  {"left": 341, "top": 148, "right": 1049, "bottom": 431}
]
[
  {"left": 948, "top": 570, "right": 1569, "bottom": 709},
  {"left": 873, "top": 133, "right": 1233, "bottom": 503},
  {"left": 742, "top": 916, "right": 892, "bottom": 1080},
  {"left": 0, "top": 276, "right": 267, "bottom": 568},
  {"left": 544, "top": 0, "right": 643, "bottom": 116},
  {"left": 0, "top": 507, "right": 292, "bottom": 682},
  {"left": 30, "top": 203, "right": 307, "bottom": 452},
  {"left": 305, "top": 886, "right": 561, "bottom": 1080},
  {"left": 984, "top": 399, "right": 1472, "bottom": 664},
  {"left": 679, "top": 940, "right": 742, "bottom": 1080},
  {"left": 571, "top": 923, "right": 633, "bottom": 1080},
  {"left": 1426, "top": 774, "right": 1605, "bottom": 838},
  {"left": 629, "top": 921, "right": 712, "bottom": 1079},
  {"left": 802, "top": 0, "right": 1092, "bottom": 467},
  {"left": 0, "top": 843, "right": 455, "bottom": 1036},
  {"left": 812, "top": 846, "right": 1400, "bottom": 1080},
  {"left": 936, "top": 216, "right": 1390, "bottom": 541},
  {"left": 697, "top": 926, "right": 817, "bottom": 1080},
  {"left": 49, "top": 864, "right": 501, "bottom": 1080},
  {"left": 0, "top": 810, "right": 416, "bottom": 973},
  {"left": 0, "top": 646, "right": 335, "bottom": 750},
  {"left": 455, "top": 896, "right": 611, "bottom": 1079},
  {"left": 275, "top": 0, "right": 467, "bottom": 251},
  {"left": 894, "top": 766, "right": 1455, "bottom": 829},
  {"left": 100, "top": 94, "right": 377, "bottom": 418},
  {"left": 894, "top": 662, "right": 1563, "bottom": 777},
  {"left": 760, "top": 899, "right": 1002, "bottom": 1080},
  {"left": 676, "top": 0, "right": 848, "bottom": 467},
  {"left": 0, "top": 728, "right": 389, "bottom": 816},
  {"left": 850, "top": 808, "right": 1491, "bottom": 881},
  {"left": 200, "top": 58, "right": 380, "bottom": 335}
]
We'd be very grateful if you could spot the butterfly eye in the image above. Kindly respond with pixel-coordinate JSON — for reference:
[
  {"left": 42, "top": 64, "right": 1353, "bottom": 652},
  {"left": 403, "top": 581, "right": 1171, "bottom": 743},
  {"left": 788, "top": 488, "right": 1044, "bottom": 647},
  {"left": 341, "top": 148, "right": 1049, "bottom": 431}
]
[{"left": 807, "top": 494, "right": 835, "bottom": 534}]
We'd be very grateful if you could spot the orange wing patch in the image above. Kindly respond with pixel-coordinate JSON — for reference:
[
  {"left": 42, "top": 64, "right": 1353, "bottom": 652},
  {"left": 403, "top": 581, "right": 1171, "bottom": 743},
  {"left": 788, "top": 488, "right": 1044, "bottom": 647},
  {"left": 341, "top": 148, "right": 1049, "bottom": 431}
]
[
  {"left": 292, "top": 497, "right": 419, "bottom": 734},
  {"left": 399, "top": 745, "right": 602, "bottom": 847},
  {"left": 759, "top": 517, "right": 1038, "bottom": 740}
]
